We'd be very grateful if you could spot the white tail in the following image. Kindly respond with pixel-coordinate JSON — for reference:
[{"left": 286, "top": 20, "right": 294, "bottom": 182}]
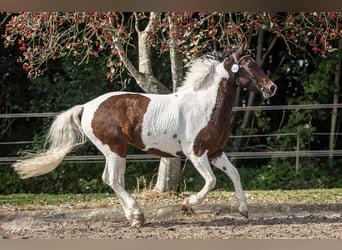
[{"left": 12, "top": 105, "right": 87, "bottom": 179}]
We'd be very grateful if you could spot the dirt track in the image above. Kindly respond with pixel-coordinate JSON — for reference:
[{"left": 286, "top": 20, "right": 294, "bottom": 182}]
[{"left": 1, "top": 203, "right": 341, "bottom": 239}]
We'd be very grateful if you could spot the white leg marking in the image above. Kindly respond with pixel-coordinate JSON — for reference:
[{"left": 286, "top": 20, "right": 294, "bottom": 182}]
[
  {"left": 183, "top": 152, "right": 216, "bottom": 209},
  {"left": 81, "top": 101, "right": 144, "bottom": 226},
  {"left": 211, "top": 153, "right": 248, "bottom": 212},
  {"left": 102, "top": 153, "right": 143, "bottom": 223}
]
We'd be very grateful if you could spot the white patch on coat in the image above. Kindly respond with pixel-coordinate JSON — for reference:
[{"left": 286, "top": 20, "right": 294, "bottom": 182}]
[
  {"left": 140, "top": 61, "right": 230, "bottom": 156},
  {"left": 178, "top": 56, "right": 229, "bottom": 91}
]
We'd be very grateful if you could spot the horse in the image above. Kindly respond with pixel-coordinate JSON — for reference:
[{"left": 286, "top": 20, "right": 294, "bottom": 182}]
[{"left": 12, "top": 43, "right": 277, "bottom": 228}]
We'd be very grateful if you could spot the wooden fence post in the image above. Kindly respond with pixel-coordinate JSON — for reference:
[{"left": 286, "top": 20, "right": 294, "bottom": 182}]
[{"left": 295, "top": 132, "right": 300, "bottom": 175}]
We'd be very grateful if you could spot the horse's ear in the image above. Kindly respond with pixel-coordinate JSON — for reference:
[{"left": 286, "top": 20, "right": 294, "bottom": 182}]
[
  {"left": 234, "top": 43, "right": 248, "bottom": 59},
  {"left": 242, "top": 42, "right": 248, "bottom": 52}
]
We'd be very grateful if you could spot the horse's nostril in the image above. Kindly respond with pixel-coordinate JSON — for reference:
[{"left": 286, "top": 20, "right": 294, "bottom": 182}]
[{"left": 270, "top": 84, "right": 277, "bottom": 93}]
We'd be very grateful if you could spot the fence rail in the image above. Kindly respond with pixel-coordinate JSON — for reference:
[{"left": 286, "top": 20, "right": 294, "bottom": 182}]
[
  {"left": 1, "top": 103, "right": 342, "bottom": 119},
  {"left": 1, "top": 103, "right": 341, "bottom": 166},
  {"left": 1, "top": 150, "right": 342, "bottom": 165}
]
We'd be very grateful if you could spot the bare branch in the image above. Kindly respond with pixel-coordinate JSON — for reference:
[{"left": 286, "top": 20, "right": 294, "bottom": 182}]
[
  {"left": 113, "top": 35, "right": 170, "bottom": 94},
  {"left": 133, "top": 12, "right": 141, "bottom": 33},
  {"left": 260, "top": 34, "right": 278, "bottom": 67}
]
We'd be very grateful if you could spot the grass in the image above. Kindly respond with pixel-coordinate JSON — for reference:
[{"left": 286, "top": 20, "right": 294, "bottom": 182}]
[
  {"left": 0, "top": 188, "right": 341, "bottom": 212},
  {"left": 216, "top": 189, "right": 342, "bottom": 204}
]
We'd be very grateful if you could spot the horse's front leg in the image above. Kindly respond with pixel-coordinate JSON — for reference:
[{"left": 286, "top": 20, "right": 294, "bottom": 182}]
[
  {"left": 181, "top": 152, "right": 216, "bottom": 214},
  {"left": 210, "top": 152, "right": 249, "bottom": 219}
]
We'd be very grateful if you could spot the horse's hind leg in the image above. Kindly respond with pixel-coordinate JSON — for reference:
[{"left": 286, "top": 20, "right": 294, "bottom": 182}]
[
  {"left": 181, "top": 153, "right": 216, "bottom": 214},
  {"left": 210, "top": 152, "right": 248, "bottom": 218},
  {"left": 102, "top": 152, "right": 145, "bottom": 227}
]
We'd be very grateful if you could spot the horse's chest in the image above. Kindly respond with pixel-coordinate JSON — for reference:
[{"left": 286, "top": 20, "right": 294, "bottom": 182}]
[{"left": 193, "top": 109, "right": 232, "bottom": 160}]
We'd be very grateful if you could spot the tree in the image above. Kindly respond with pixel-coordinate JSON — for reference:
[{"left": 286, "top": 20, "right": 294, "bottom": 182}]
[
  {"left": 2, "top": 12, "right": 183, "bottom": 191},
  {"left": 329, "top": 38, "right": 342, "bottom": 167},
  {"left": 3, "top": 12, "right": 342, "bottom": 191}
]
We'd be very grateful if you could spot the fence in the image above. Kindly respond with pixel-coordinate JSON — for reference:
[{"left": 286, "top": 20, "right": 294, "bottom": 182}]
[{"left": 1, "top": 103, "right": 342, "bottom": 173}]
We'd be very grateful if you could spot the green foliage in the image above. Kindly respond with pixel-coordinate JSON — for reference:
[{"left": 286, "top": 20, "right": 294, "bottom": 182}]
[
  {"left": 28, "top": 56, "right": 118, "bottom": 113},
  {"left": 266, "top": 110, "right": 317, "bottom": 152},
  {"left": 254, "top": 110, "right": 271, "bottom": 132},
  {"left": 254, "top": 158, "right": 342, "bottom": 190},
  {"left": 175, "top": 157, "right": 342, "bottom": 192},
  {"left": 0, "top": 159, "right": 161, "bottom": 194},
  {"left": 1, "top": 156, "right": 341, "bottom": 195},
  {"left": 302, "top": 53, "right": 338, "bottom": 98},
  {"left": 125, "top": 160, "right": 160, "bottom": 191}
]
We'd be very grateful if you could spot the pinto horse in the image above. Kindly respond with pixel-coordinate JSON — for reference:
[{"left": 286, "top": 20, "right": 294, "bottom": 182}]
[{"left": 13, "top": 43, "right": 277, "bottom": 227}]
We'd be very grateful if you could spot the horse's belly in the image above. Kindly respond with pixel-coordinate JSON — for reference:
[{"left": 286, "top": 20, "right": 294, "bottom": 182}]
[{"left": 140, "top": 122, "right": 183, "bottom": 157}]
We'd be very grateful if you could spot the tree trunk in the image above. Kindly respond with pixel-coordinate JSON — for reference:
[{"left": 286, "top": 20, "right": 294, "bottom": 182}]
[
  {"left": 115, "top": 13, "right": 182, "bottom": 192},
  {"left": 154, "top": 15, "right": 184, "bottom": 192},
  {"left": 154, "top": 157, "right": 182, "bottom": 192},
  {"left": 329, "top": 38, "right": 342, "bottom": 168}
]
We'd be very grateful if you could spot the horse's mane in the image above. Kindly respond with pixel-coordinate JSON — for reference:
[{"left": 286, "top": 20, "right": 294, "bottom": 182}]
[{"left": 178, "top": 49, "right": 236, "bottom": 92}]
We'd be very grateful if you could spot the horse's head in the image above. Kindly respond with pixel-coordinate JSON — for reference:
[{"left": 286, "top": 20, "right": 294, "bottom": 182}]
[{"left": 224, "top": 43, "right": 277, "bottom": 99}]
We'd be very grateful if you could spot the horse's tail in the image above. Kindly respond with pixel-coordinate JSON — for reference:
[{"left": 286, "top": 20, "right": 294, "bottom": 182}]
[{"left": 12, "top": 105, "right": 87, "bottom": 179}]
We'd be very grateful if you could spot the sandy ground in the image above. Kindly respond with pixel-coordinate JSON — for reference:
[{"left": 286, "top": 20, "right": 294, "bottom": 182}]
[{"left": 1, "top": 203, "right": 341, "bottom": 239}]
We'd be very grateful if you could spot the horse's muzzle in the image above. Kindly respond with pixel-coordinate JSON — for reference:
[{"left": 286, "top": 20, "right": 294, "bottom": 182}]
[{"left": 262, "top": 82, "right": 277, "bottom": 99}]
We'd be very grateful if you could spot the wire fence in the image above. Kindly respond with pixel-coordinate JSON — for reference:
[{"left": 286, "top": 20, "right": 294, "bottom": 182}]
[
  {"left": 1, "top": 103, "right": 341, "bottom": 166},
  {"left": 1, "top": 103, "right": 342, "bottom": 119},
  {"left": 1, "top": 150, "right": 342, "bottom": 165}
]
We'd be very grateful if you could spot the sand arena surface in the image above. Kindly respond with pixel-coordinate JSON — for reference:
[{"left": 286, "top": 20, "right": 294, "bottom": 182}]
[{"left": 1, "top": 203, "right": 341, "bottom": 239}]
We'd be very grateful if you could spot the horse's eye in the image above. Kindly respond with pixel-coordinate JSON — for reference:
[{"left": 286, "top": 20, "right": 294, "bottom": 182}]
[{"left": 247, "top": 63, "right": 253, "bottom": 69}]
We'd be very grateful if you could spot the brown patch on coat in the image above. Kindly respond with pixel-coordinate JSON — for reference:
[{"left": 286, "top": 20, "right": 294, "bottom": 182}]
[
  {"left": 145, "top": 148, "right": 176, "bottom": 158},
  {"left": 193, "top": 54, "right": 275, "bottom": 160},
  {"left": 193, "top": 77, "right": 237, "bottom": 161},
  {"left": 176, "top": 151, "right": 185, "bottom": 158},
  {"left": 144, "top": 149, "right": 185, "bottom": 158},
  {"left": 91, "top": 94, "right": 150, "bottom": 157}
]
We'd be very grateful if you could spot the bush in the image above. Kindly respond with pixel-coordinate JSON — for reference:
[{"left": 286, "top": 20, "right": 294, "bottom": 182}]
[{"left": 246, "top": 158, "right": 342, "bottom": 190}]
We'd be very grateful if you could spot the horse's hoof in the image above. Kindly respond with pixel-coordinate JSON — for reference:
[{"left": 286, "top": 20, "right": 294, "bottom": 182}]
[
  {"left": 131, "top": 214, "right": 145, "bottom": 228},
  {"left": 132, "top": 222, "right": 144, "bottom": 228},
  {"left": 181, "top": 203, "right": 196, "bottom": 216},
  {"left": 239, "top": 209, "right": 249, "bottom": 219}
]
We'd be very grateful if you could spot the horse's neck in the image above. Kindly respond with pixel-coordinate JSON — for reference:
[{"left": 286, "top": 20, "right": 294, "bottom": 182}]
[{"left": 209, "top": 77, "right": 237, "bottom": 128}]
